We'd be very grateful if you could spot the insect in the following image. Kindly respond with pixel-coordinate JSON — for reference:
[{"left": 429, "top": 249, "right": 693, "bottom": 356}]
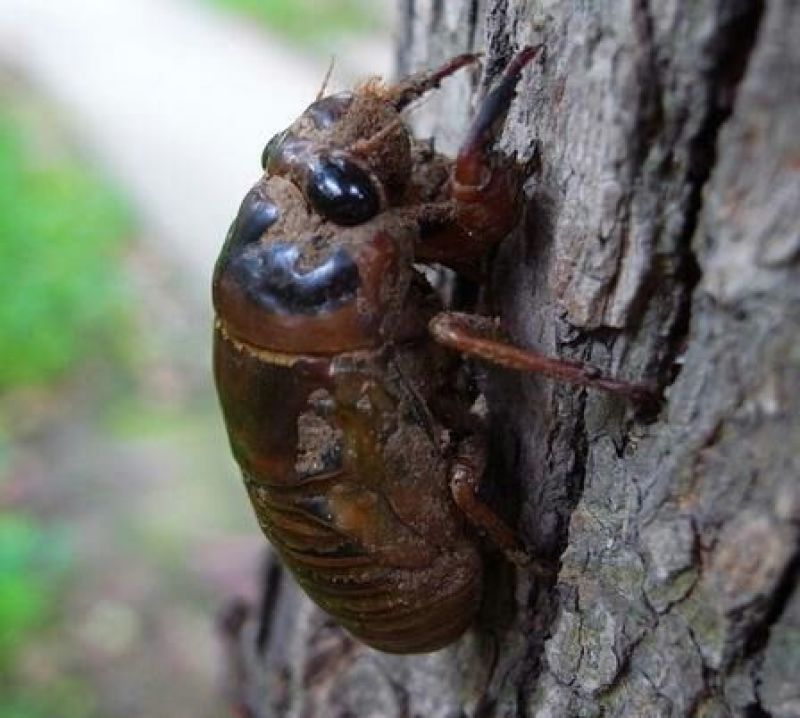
[{"left": 212, "top": 47, "right": 653, "bottom": 653}]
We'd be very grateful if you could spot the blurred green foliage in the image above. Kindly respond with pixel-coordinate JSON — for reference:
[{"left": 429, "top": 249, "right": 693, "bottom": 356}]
[
  {"left": 0, "top": 512, "right": 88, "bottom": 718},
  {"left": 210, "top": 0, "right": 382, "bottom": 44},
  {"left": 0, "top": 100, "right": 131, "bottom": 718},
  {"left": 0, "top": 514, "right": 70, "bottom": 669},
  {"left": 0, "top": 676, "right": 94, "bottom": 718},
  {"left": 0, "top": 109, "right": 131, "bottom": 390}
]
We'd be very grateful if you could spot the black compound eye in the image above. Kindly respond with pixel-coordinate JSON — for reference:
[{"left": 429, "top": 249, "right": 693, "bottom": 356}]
[
  {"left": 261, "top": 131, "right": 286, "bottom": 170},
  {"left": 306, "top": 156, "right": 380, "bottom": 226}
]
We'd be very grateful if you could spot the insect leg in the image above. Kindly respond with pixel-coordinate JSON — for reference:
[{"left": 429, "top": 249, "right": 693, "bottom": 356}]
[
  {"left": 454, "top": 45, "right": 542, "bottom": 188},
  {"left": 415, "top": 46, "right": 542, "bottom": 269},
  {"left": 449, "top": 435, "right": 528, "bottom": 566},
  {"left": 431, "top": 312, "right": 659, "bottom": 403}
]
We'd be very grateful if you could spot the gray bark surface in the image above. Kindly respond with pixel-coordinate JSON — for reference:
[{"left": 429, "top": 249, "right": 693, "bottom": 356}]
[{"left": 224, "top": 2, "right": 800, "bottom": 716}]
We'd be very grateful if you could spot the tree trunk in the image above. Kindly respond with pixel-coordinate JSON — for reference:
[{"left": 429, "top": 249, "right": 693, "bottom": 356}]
[{"left": 222, "top": 2, "right": 800, "bottom": 716}]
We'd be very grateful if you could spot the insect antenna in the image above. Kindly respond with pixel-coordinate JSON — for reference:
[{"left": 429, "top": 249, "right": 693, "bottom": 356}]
[
  {"left": 389, "top": 53, "right": 481, "bottom": 111},
  {"left": 316, "top": 56, "right": 336, "bottom": 101}
]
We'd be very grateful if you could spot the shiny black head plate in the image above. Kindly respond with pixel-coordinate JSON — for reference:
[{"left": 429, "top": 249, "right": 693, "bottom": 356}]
[
  {"left": 215, "top": 188, "right": 280, "bottom": 279},
  {"left": 305, "top": 92, "right": 354, "bottom": 130},
  {"left": 216, "top": 188, "right": 360, "bottom": 317},
  {"left": 232, "top": 189, "right": 280, "bottom": 245},
  {"left": 227, "top": 242, "right": 359, "bottom": 316},
  {"left": 260, "top": 92, "right": 354, "bottom": 170}
]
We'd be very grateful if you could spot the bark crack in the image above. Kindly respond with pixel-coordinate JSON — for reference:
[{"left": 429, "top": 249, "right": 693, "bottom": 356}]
[
  {"left": 467, "top": 0, "right": 481, "bottom": 52},
  {"left": 661, "top": 0, "right": 766, "bottom": 388},
  {"left": 745, "top": 549, "right": 800, "bottom": 660}
]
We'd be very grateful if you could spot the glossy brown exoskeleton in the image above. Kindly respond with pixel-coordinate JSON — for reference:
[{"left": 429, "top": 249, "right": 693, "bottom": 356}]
[{"left": 212, "top": 47, "right": 653, "bottom": 654}]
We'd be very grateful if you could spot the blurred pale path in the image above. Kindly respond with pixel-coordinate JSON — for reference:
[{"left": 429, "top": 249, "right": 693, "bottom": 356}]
[
  {"left": 0, "top": 0, "right": 389, "bottom": 292},
  {"left": 0, "top": 3, "right": 391, "bottom": 714}
]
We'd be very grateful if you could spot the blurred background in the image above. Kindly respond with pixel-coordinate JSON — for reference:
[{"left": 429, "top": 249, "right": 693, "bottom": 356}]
[{"left": 0, "top": 0, "right": 393, "bottom": 715}]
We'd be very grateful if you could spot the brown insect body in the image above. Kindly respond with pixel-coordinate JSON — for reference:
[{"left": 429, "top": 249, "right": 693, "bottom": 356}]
[
  {"left": 213, "top": 60, "right": 494, "bottom": 653},
  {"left": 213, "top": 328, "right": 483, "bottom": 652},
  {"left": 213, "top": 48, "right": 653, "bottom": 654}
]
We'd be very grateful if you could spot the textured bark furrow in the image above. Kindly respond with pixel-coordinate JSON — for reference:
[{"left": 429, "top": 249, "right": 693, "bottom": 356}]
[
  {"left": 396, "top": 0, "right": 415, "bottom": 79},
  {"left": 745, "top": 551, "right": 800, "bottom": 668},
  {"left": 659, "top": 0, "right": 765, "bottom": 394}
]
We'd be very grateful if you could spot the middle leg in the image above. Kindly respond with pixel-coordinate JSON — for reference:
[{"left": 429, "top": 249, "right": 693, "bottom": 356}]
[
  {"left": 449, "top": 435, "right": 523, "bottom": 563},
  {"left": 449, "top": 434, "right": 559, "bottom": 578},
  {"left": 432, "top": 312, "right": 658, "bottom": 402}
]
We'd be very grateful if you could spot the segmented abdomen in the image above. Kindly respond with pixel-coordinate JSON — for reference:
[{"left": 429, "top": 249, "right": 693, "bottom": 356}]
[
  {"left": 214, "top": 327, "right": 482, "bottom": 653},
  {"left": 246, "top": 472, "right": 482, "bottom": 653}
]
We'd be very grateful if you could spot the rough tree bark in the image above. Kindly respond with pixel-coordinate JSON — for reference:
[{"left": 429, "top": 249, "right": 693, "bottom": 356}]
[{"left": 221, "top": 1, "right": 800, "bottom": 716}]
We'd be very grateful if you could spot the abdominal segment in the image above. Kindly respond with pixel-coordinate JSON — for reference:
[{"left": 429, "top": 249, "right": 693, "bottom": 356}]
[{"left": 247, "top": 472, "right": 482, "bottom": 653}]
